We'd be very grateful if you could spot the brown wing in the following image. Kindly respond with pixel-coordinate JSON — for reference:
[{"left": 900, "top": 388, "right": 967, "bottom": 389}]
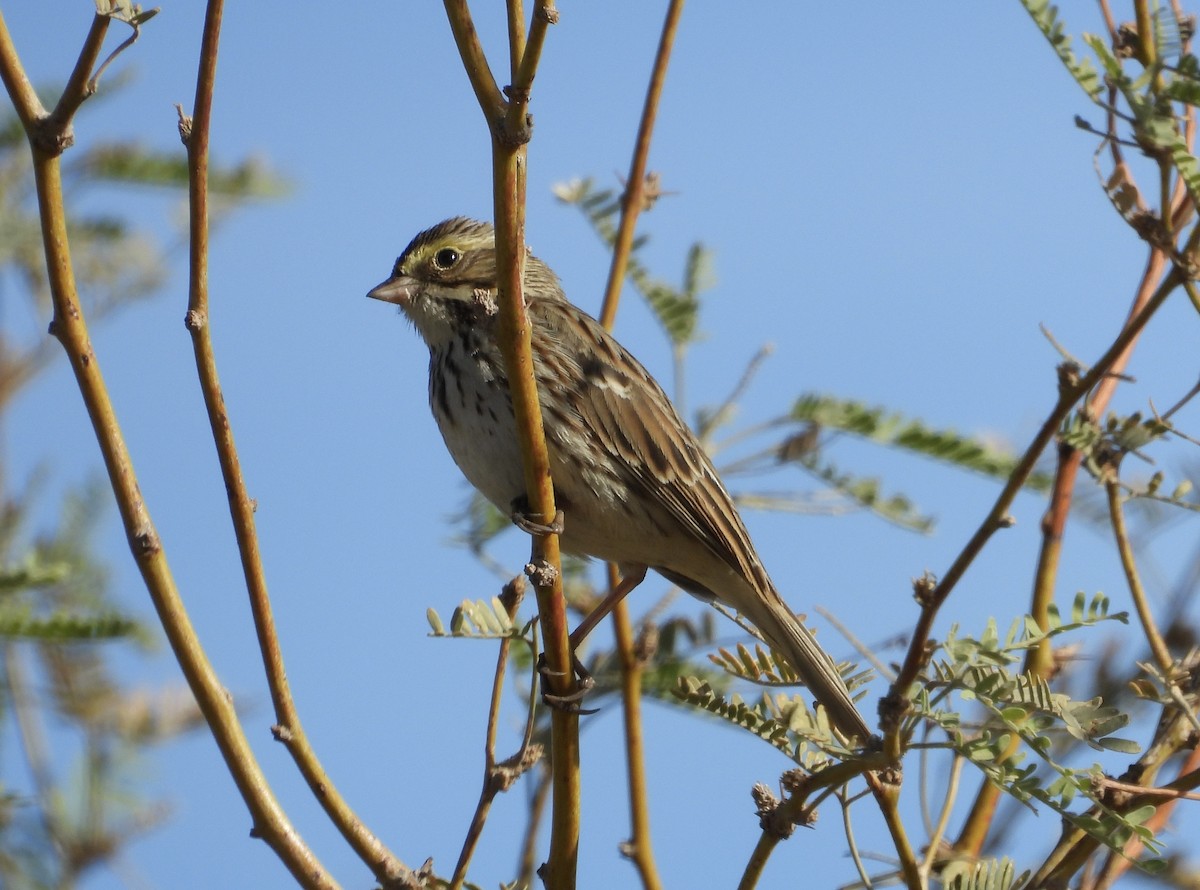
[{"left": 530, "top": 295, "right": 771, "bottom": 594}]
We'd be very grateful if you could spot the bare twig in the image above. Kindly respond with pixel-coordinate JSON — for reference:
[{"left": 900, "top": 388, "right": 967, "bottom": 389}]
[
  {"left": 0, "top": 8, "right": 336, "bottom": 886},
  {"left": 441, "top": 2, "right": 578, "bottom": 884},
  {"left": 587, "top": 4, "right": 687, "bottom": 886},
  {"left": 596, "top": 0, "right": 686, "bottom": 330},
  {"left": 610, "top": 566, "right": 663, "bottom": 890},
  {"left": 450, "top": 578, "right": 541, "bottom": 889},
  {"left": 178, "top": 4, "right": 415, "bottom": 883},
  {"left": 890, "top": 260, "right": 1181, "bottom": 764}
]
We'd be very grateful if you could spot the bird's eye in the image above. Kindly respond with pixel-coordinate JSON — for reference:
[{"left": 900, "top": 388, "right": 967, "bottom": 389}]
[{"left": 433, "top": 247, "right": 461, "bottom": 270}]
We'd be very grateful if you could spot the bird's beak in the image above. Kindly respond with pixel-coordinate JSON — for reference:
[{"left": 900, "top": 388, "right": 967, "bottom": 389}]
[{"left": 366, "top": 275, "right": 416, "bottom": 306}]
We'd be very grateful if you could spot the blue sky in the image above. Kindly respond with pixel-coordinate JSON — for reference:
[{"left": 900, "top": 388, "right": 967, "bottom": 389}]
[{"left": 5, "top": 2, "right": 1199, "bottom": 888}]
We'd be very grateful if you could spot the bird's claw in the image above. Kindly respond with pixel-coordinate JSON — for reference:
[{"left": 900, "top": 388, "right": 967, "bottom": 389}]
[
  {"left": 510, "top": 497, "right": 565, "bottom": 536},
  {"left": 537, "top": 652, "right": 597, "bottom": 713}
]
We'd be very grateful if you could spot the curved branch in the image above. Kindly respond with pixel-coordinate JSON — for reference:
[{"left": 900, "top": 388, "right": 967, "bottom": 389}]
[{"left": 179, "top": 3, "right": 415, "bottom": 885}]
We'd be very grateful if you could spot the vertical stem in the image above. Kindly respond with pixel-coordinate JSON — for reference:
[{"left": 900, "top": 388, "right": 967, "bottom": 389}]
[
  {"left": 591, "top": 6, "right": 684, "bottom": 884},
  {"left": 492, "top": 131, "right": 580, "bottom": 887},
  {"left": 1106, "top": 477, "right": 1174, "bottom": 675},
  {"left": 597, "top": 0, "right": 686, "bottom": 329},
  {"left": 610, "top": 577, "right": 662, "bottom": 890},
  {"left": 181, "top": 2, "right": 406, "bottom": 881}
]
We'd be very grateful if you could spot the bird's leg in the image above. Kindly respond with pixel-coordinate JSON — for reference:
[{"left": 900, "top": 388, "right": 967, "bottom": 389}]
[
  {"left": 510, "top": 495, "right": 565, "bottom": 536},
  {"left": 535, "top": 565, "right": 648, "bottom": 713},
  {"left": 569, "top": 564, "right": 649, "bottom": 648},
  {"left": 538, "top": 651, "right": 597, "bottom": 712}
]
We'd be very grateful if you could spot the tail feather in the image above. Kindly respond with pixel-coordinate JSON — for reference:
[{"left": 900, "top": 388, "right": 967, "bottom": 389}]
[{"left": 742, "top": 594, "right": 872, "bottom": 742}]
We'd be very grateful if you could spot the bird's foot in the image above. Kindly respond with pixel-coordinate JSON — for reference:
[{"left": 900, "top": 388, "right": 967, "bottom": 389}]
[
  {"left": 537, "top": 652, "right": 597, "bottom": 714},
  {"left": 510, "top": 496, "right": 565, "bottom": 536}
]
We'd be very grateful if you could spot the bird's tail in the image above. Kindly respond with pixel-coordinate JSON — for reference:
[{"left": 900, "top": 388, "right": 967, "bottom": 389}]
[{"left": 739, "top": 588, "right": 872, "bottom": 743}]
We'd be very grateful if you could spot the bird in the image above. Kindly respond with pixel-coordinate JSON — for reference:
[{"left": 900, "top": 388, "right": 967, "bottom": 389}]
[{"left": 367, "top": 217, "right": 871, "bottom": 742}]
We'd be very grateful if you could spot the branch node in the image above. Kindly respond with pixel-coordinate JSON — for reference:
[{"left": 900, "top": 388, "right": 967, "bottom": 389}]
[
  {"left": 1056, "top": 360, "right": 1083, "bottom": 396},
  {"left": 751, "top": 781, "right": 809, "bottom": 838},
  {"left": 270, "top": 723, "right": 294, "bottom": 743},
  {"left": 502, "top": 83, "right": 531, "bottom": 104},
  {"left": 175, "top": 103, "right": 193, "bottom": 144},
  {"left": 31, "top": 118, "right": 75, "bottom": 157},
  {"left": 535, "top": 5, "right": 560, "bottom": 24},
  {"left": 878, "top": 687, "right": 913, "bottom": 736},
  {"left": 497, "top": 110, "right": 534, "bottom": 147},
  {"left": 133, "top": 529, "right": 160, "bottom": 555},
  {"left": 525, "top": 558, "right": 560, "bottom": 588},
  {"left": 488, "top": 742, "right": 545, "bottom": 793},
  {"left": 912, "top": 571, "right": 938, "bottom": 607},
  {"left": 184, "top": 308, "right": 206, "bottom": 331}
]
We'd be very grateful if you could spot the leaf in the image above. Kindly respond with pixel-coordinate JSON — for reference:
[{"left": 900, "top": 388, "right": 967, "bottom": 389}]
[
  {"left": 943, "top": 857, "right": 1029, "bottom": 890},
  {"left": 783, "top": 450, "right": 935, "bottom": 532},
  {"left": 1096, "top": 736, "right": 1141, "bottom": 754},
  {"left": 791, "top": 394, "right": 1053, "bottom": 490},
  {"left": 426, "top": 608, "right": 445, "bottom": 635},
  {"left": 1018, "top": 0, "right": 1103, "bottom": 99},
  {"left": 0, "top": 557, "right": 71, "bottom": 595},
  {"left": 434, "top": 598, "right": 526, "bottom": 640},
  {"left": 78, "top": 142, "right": 290, "bottom": 197},
  {"left": 671, "top": 678, "right": 850, "bottom": 757},
  {"left": 555, "top": 177, "right": 708, "bottom": 347},
  {"left": 0, "top": 608, "right": 140, "bottom": 642}
]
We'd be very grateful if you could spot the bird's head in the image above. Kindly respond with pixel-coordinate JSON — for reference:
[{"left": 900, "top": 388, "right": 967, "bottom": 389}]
[{"left": 367, "top": 217, "right": 563, "bottom": 344}]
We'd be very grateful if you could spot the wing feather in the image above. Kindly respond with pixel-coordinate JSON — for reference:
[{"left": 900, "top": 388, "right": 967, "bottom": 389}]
[{"left": 532, "top": 295, "right": 767, "bottom": 593}]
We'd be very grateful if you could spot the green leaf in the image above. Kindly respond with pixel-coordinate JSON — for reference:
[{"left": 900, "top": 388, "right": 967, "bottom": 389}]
[
  {"left": 554, "top": 177, "right": 708, "bottom": 347},
  {"left": 671, "top": 678, "right": 852, "bottom": 757},
  {"left": 1019, "top": 0, "right": 1103, "bottom": 98},
  {"left": 791, "top": 394, "right": 1053, "bottom": 490},
  {"left": 0, "top": 607, "right": 140, "bottom": 641},
  {"left": 782, "top": 450, "right": 935, "bottom": 532},
  {"left": 0, "top": 557, "right": 71, "bottom": 594},
  {"left": 426, "top": 607, "right": 445, "bottom": 635}
]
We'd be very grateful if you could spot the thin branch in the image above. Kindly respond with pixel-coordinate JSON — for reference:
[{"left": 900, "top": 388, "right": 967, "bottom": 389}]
[
  {"left": 1095, "top": 773, "right": 1200, "bottom": 802},
  {"left": 506, "top": 1, "right": 557, "bottom": 146},
  {"left": 47, "top": 14, "right": 109, "bottom": 135},
  {"left": 920, "top": 755, "right": 963, "bottom": 880},
  {"left": 1093, "top": 743, "right": 1200, "bottom": 888},
  {"left": 586, "top": 7, "right": 686, "bottom": 882},
  {"left": 441, "top": 0, "right": 505, "bottom": 120},
  {"left": 816, "top": 604, "right": 894, "bottom": 682},
  {"left": 178, "top": 3, "right": 413, "bottom": 884},
  {"left": 505, "top": 0, "right": 525, "bottom": 83},
  {"left": 0, "top": 10, "right": 51, "bottom": 128},
  {"left": 4, "top": 645, "right": 69, "bottom": 853},
  {"left": 740, "top": 751, "right": 889, "bottom": 885},
  {"left": 610, "top": 572, "right": 662, "bottom": 890},
  {"left": 441, "top": 1, "right": 578, "bottom": 883},
  {"left": 737, "top": 828, "right": 780, "bottom": 890},
  {"left": 1106, "top": 476, "right": 1175, "bottom": 675},
  {"left": 597, "top": 0, "right": 686, "bottom": 330},
  {"left": 839, "top": 787, "right": 873, "bottom": 889},
  {"left": 6, "top": 41, "right": 338, "bottom": 890},
  {"left": 1031, "top": 711, "right": 1200, "bottom": 885},
  {"left": 865, "top": 770, "right": 922, "bottom": 890},
  {"left": 888, "top": 261, "right": 1181, "bottom": 761},
  {"left": 450, "top": 579, "right": 539, "bottom": 889}
]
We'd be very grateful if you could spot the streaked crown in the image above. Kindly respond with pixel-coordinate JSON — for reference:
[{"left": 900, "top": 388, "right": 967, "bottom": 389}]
[
  {"left": 393, "top": 217, "right": 502, "bottom": 290},
  {"left": 369, "top": 217, "right": 568, "bottom": 346}
]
